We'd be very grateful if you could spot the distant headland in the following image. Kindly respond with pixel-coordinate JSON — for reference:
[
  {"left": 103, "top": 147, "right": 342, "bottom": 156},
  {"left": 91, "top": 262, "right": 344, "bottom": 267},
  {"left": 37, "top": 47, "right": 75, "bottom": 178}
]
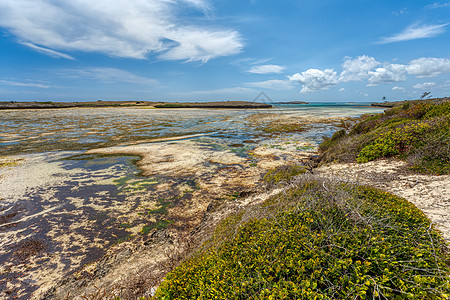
[{"left": 0, "top": 100, "right": 272, "bottom": 110}]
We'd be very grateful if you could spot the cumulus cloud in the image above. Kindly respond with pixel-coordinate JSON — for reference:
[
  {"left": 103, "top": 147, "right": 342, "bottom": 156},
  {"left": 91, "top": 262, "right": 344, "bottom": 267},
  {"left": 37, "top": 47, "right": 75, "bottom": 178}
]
[
  {"left": 339, "top": 88, "right": 345, "bottom": 92},
  {"left": 245, "top": 79, "right": 294, "bottom": 90},
  {"left": 392, "top": 86, "right": 405, "bottom": 91},
  {"left": 0, "top": 0, "right": 243, "bottom": 62},
  {"left": 378, "top": 23, "right": 448, "bottom": 44},
  {"left": 289, "top": 55, "right": 450, "bottom": 93},
  {"left": 289, "top": 69, "right": 338, "bottom": 93},
  {"left": 248, "top": 64, "right": 285, "bottom": 74},
  {"left": 406, "top": 57, "right": 450, "bottom": 78},
  {"left": 413, "top": 82, "right": 436, "bottom": 89},
  {"left": 340, "top": 55, "right": 380, "bottom": 82},
  {"left": 367, "top": 64, "right": 407, "bottom": 86}
]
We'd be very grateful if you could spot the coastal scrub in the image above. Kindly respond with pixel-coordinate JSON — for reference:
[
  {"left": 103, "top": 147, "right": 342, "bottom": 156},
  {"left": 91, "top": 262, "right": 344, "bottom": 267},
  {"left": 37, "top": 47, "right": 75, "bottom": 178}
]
[
  {"left": 155, "top": 175, "right": 450, "bottom": 299},
  {"left": 319, "top": 99, "right": 450, "bottom": 174}
]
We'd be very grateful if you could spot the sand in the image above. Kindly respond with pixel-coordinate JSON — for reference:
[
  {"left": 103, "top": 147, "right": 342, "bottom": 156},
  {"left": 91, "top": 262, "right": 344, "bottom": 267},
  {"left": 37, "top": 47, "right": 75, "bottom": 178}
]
[{"left": 316, "top": 159, "right": 450, "bottom": 243}]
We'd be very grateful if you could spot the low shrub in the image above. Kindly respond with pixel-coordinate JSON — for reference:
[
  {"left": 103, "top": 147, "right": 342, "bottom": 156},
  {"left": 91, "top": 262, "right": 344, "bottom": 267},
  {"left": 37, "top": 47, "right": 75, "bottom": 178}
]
[
  {"left": 319, "top": 98, "right": 450, "bottom": 174},
  {"left": 357, "top": 121, "right": 431, "bottom": 163},
  {"left": 263, "top": 165, "right": 307, "bottom": 187},
  {"left": 408, "top": 124, "right": 450, "bottom": 174},
  {"left": 424, "top": 101, "right": 450, "bottom": 119},
  {"left": 155, "top": 176, "right": 449, "bottom": 299},
  {"left": 318, "top": 129, "right": 346, "bottom": 152}
]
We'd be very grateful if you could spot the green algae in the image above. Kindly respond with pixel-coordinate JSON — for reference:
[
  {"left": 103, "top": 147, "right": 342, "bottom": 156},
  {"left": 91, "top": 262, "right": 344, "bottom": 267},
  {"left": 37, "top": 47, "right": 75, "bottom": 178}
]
[{"left": 141, "top": 220, "right": 173, "bottom": 234}]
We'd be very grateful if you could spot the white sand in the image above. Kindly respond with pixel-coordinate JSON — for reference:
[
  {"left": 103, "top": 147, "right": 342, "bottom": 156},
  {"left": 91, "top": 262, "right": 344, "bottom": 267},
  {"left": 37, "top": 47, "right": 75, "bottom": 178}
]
[{"left": 316, "top": 159, "right": 450, "bottom": 243}]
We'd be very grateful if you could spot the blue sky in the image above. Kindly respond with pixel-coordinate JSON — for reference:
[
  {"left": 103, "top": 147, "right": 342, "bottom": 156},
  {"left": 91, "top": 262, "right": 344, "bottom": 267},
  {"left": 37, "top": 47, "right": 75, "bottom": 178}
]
[{"left": 0, "top": 0, "right": 450, "bottom": 102}]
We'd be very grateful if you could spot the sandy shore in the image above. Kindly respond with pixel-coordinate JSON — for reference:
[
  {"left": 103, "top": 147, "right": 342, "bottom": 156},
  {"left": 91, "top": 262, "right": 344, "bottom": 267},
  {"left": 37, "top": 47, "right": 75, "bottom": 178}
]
[{"left": 316, "top": 159, "right": 450, "bottom": 243}]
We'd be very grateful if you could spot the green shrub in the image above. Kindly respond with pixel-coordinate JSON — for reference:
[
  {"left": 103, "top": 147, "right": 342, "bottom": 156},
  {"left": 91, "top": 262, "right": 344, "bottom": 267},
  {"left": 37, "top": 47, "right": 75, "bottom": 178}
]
[
  {"left": 424, "top": 102, "right": 450, "bottom": 119},
  {"left": 357, "top": 121, "right": 431, "bottom": 163},
  {"left": 319, "top": 99, "right": 450, "bottom": 174},
  {"left": 408, "top": 122, "right": 450, "bottom": 174},
  {"left": 156, "top": 176, "right": 449, "bottom": 299},
  {"left": 318, "top": 129, "right": 346, "bottom": 152},
  {"left": 263, "top": 165, "right": 307, "bottom": 186}
]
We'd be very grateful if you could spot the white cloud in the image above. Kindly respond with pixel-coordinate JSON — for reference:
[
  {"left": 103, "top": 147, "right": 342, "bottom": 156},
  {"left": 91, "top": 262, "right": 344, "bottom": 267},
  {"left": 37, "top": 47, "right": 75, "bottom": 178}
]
[
  {"left": 159, "top": 28, "right": 243, "bottom": 63},
  {"left": 356, "top": 90, "right": 369, "bottom": 97},
  {"left": 0, "top": 80, "right": 50, "bottom": 88},
  {"left": 62, "top": 68, "right": 159, "bottom": 86},
  {"left": 340, "top": 55, "right": 380, "bottom": 82},
  {"left": 290, "top": 55, "right": 450, "bottom": 93},
  {"left": 392, "top": 8, "right": 408, "bottom": 16},
  {"left": 20, "top": 42, "right": 75, "bottom": 60},
  {"left": 392, "top": 86, "right": 405, "bottom": 91},
  {"left": 406, "top": 57, "right": 450, "bottom": 78},
  {"left": 426, "top": 2, "right": 450, "bottom": 9},
  {"left": 0, "top": 0, "right": 243, "bottom": 62},
  {"left": 413, "top": 82, "right": 436, "bottom": 89},
  {"left": 289, "top": 69, "right": 338, "bottom": 93},
  {"left": 180, "top": 0, "right": 211, "bottom": 11},
  {"left": 339, "top": 88, "right": 345, "bottom": 92},
  {"left": 378, "top": 23, "right": 448, "bottom": 44},
  {"left": 248, "top": 64, "right": 285, "bottom": 74},
  {"left": 367, "top": 64, "right": 407, "bottom": 86},
  {"left": 245, "top": 79, "right": 294, "bottom": 90}
]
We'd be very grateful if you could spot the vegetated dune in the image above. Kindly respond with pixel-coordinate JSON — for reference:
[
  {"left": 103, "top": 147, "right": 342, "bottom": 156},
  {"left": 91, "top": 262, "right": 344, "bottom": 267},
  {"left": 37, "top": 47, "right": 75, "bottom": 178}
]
[
  {"left": 156, "top": 173, "right": 449, "bottom": 299},
  {"left": 153, "top": 99, "right": 450, "bottom": 299}
]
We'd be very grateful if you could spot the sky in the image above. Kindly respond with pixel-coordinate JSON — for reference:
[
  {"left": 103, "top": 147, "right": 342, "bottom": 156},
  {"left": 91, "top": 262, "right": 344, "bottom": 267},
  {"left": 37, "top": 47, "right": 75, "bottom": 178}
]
[{"left": 0, "top": 0, "right": 450, "bottom": 102}]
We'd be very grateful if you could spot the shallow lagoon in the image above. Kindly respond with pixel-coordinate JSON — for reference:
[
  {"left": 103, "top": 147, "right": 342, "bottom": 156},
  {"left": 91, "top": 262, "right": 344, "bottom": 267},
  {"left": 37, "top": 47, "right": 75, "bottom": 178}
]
[{"left": 0, "top": 104, "right": 383, "bottom": 298}]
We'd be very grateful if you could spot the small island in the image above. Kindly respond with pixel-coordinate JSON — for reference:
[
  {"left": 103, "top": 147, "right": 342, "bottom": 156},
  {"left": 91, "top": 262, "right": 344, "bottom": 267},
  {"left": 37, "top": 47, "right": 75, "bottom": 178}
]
[{"left": 154, "top": 101, "right": 272, "bottom": 109}]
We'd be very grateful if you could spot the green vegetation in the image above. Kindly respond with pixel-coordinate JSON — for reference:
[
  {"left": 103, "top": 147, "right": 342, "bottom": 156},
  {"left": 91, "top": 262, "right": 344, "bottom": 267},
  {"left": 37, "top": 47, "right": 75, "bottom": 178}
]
[
  {"left": 116, "top": 234, "right": 133, "bottom": 244},
  {"left": 0, "top": 157, "right": 24, "bottom": 168},
  {"left": 263, "top": 164, "right": 307, "bottom": 187},
  {"left": 148, "top": 198, "right": 172, "bottom": 215},
  {"left": 261, "top": 122, "right": 305, "bottom": 134},
  {"left": 141, "top": 220, "right": 172, "bottom": 234},
  {"left": 156, "top": 176, "right": 449, "bottom": 299},
  {"left": 319, "top": 99, "right": 450, "bottom": 174}
]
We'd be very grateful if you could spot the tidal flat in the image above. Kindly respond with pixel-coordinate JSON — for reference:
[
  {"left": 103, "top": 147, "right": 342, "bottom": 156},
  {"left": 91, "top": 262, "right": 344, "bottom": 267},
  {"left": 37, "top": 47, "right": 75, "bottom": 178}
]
[{"left": 0, "top": 104, "right": 384, "bottom": 299}]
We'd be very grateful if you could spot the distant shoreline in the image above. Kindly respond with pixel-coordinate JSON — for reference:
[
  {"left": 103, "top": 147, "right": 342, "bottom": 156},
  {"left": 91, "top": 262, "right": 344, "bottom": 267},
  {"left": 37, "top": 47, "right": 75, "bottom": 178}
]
[
  {"left": 275, "top": 101, "right": 309, "bottom": 104},
  {"left": 0, "top": 100, "right": 272, "bottom": 110},
  {"left": 371, "top": 97, "right": 450, "bottom": 108}
]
